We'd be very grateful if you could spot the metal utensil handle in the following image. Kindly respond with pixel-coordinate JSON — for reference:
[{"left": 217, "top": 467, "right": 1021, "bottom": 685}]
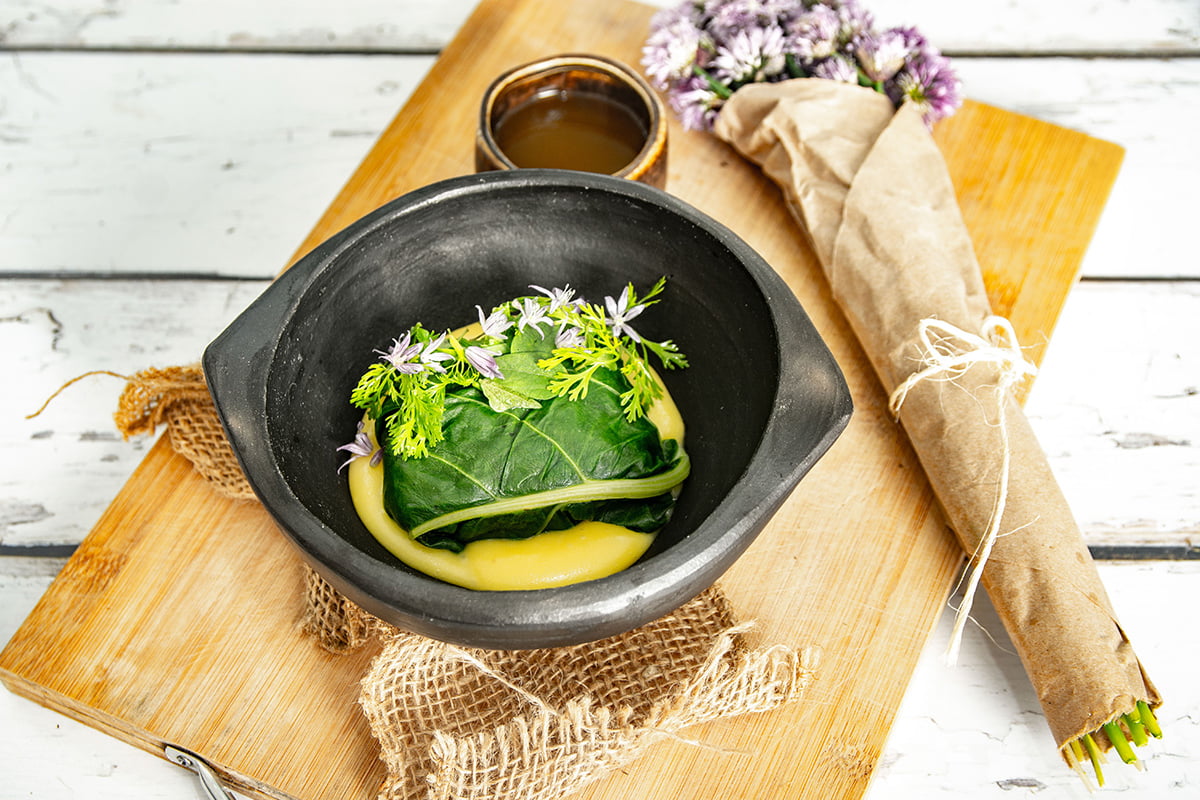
[{"left": 164, "top": 745, "right": 238, "bottom": 800}]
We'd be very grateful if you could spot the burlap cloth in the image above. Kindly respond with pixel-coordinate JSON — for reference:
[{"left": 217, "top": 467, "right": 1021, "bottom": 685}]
[{"left": 66, "top": 366, "right": 817, "bottom": 800}]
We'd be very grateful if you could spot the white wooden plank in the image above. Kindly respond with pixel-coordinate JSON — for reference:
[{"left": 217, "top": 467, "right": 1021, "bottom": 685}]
[
  {"left": 1, "top": 53, "right": 1195, "bottom": 279},
  {"left": 0, "top": 557, "right": 65, "bottom": 643},
  {"left": 3, "top": 0, "right": 1197, "bottom": 55},
  {"left": 0, "top": 687, "right": 210, "bottom": 800},
  {"left": 1, "top": 278, "right": 1196, "bottom": 550},
  {"left": 1025, "top": 281, "right": 1200, "bottom": 545},
  {"left": 0, "top": 279, "right": 267, "bottom": 548},
  {"left": 0, "top": 0, "right": 478, "bottom": 51},
  {"left": 0, "top": 52, "right": 434, "bottom": 278}
]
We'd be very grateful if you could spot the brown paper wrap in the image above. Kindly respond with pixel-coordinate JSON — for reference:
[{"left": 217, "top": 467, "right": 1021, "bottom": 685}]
[{"left": 713, "top": 80, "right": 1160, "bottom": 755}]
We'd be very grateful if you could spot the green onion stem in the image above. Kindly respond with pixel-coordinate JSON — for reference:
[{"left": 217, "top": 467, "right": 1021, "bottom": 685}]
[
  {"left": 784, "top": 53, "right": 805, "bottom": 79},
  {"left": 1124, "top": 712, "right": 1149, "bottom": 747},
  {"left": 1137, "top": 700, "right": 1163, "bottom": 738},
  {"left": 691, "top": 65, "right": 732, "bottom": 100},
  {"left": 1082, "top": 734, "right": 1106, "bottom": 787},
  {"left": 1103, "top": 721, "right": 1138, "bottom": 765},
  {"left": 1068, "top": 702, "right": 1163, "bottom": 787}
]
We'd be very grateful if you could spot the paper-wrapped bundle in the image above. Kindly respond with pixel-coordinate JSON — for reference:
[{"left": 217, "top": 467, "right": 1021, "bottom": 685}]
[{"left": 713, "top": 79, "right": 1160, "bottom": 764}]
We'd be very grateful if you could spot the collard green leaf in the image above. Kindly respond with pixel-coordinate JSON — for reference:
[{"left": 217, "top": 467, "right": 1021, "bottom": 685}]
[{"left": 379, "top": 366, "right": 687, "bottom": 550}]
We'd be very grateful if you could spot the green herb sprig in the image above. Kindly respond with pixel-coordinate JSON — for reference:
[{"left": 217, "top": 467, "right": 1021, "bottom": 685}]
[{"left": 344, "top": 279, "right": 688, "bottom": 463}]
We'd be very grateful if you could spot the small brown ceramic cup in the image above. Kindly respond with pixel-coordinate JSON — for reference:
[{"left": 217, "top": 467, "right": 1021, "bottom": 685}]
[{"left": 476, "top": 54, "right": 668, "bottom": 188}]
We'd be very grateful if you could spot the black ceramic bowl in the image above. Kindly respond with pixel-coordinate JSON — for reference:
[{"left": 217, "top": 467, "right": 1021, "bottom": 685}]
[{"left": 204, "top": 170, "right": 851, "bottom": 649}]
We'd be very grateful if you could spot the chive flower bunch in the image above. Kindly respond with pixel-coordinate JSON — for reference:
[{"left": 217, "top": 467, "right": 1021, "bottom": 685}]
[
  {"left": 343, "top": 278, "right": 687, "bottom": 463},
  {"left": 642, "top": 0, "right": 962, "bottom": 131}
]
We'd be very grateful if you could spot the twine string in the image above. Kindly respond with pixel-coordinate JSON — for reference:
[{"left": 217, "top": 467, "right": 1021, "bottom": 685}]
[
  {"left": 888, "top": 316, "right": 1038, "bottom": 666},
  {"left": 25, "top": 370, "right": 132, "bottom": 419}
]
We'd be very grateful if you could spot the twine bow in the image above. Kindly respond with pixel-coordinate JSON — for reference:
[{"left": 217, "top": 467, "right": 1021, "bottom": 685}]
[{"left": 888, "top": 316, "right": 1038, "bottom": 665}]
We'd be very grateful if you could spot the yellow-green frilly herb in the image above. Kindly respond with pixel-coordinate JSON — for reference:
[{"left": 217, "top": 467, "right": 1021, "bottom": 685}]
[{"left": 342, "top": 278, "right": 687, "bottom": 464}]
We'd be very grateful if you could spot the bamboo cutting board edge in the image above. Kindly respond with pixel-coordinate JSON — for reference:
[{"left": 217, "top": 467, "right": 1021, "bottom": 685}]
[{"left": 0, "top": 0, "right": 1125, "bottom": 798}]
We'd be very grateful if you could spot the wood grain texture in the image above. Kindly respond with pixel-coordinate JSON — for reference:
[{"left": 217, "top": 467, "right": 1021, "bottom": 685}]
[{"left": 0, "top": 0, "right": 1129, "bottom": 799}]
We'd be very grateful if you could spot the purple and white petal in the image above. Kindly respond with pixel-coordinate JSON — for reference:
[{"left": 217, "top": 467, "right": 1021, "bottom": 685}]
[
  {"left": 529, "top": 284, "right": 577, "bottom": 313},
  {"left": 376, "top": 332, "right": 423, "bottom": 373},
  {"left": 465, "top": 346, "right": 504, "bottom": 379},
  {"left": 419, "top": 333, "right": 455, "bottom": 373},
  {"left": 337, "top": 422, "right": 377, "bottom": 472},
  {"left": 604, "top": 286, "right": 646, "bottom": 342},
  {"left": 516, "top": 297, "right": 550, "bottom": 335},
  {"left": 555, "top": 324, "right": 585, "bottom": 349},
  {"left": 476, "top": 305, "right": 514, "bottom": 340}
]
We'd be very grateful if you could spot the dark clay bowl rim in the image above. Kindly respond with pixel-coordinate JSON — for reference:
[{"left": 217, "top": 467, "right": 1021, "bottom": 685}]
[{"left": 203, "top": 170, "right": 851, "bottom": 649}]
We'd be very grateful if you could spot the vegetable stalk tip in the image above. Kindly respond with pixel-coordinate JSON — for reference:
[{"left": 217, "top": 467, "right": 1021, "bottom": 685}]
[
  {"left": 1103, "top": 721, "right": 1138, "bottom": 765},
  {"left": 1137, "top": 700, "right": 1163, "bottom": 738}
]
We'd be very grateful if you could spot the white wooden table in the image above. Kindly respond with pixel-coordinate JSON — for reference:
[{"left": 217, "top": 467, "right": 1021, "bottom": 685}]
[{"left": 1, "top": 1, "right": 1197, "bottom": 797}]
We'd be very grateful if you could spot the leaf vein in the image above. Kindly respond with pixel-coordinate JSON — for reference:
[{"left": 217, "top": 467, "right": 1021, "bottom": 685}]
[{"left": 458, "top": 394, "right": 587, "bottom": 479}]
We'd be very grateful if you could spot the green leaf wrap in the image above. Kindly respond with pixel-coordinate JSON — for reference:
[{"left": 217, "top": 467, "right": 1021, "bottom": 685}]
[{"left": 378, "top": 367, "right": 688, "bottom": 553}]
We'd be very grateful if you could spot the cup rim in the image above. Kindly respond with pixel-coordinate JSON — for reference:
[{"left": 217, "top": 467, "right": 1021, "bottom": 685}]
[{"left": 478, "top": 53, "right": 667, "bottom": 182}]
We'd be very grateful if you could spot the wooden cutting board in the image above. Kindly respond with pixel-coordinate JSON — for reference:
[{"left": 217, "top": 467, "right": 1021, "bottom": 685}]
[{"left": 0, "top": 0, "right": 1123, "bottom": 798}]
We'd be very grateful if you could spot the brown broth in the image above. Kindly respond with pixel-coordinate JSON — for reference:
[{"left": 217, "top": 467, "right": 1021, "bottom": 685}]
[{"left": 493, "top": 90, "right": 648, "bottom": 174}]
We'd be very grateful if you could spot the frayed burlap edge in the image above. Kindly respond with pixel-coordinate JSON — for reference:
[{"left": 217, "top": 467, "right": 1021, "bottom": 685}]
[
  {"left": 398, "top": 631, "right": 816, "bottom": 800},
  {"left": 306, "top": 569, "right": 819, "bottom": 800},
  {"left": 113, "top": 364, "right": 256, "bottom": 500},
  {"left": 301, "top": 562, "right": 393, "bottom": 653}
]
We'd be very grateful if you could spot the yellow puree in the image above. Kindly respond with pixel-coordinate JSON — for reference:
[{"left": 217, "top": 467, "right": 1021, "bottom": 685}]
[{"left": 348, "top": 353, "right": 685, "bottom": 591}]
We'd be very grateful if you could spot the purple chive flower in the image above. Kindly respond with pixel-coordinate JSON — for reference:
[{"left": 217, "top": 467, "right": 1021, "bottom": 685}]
[
  {"left": 712, "top": 24, "right": 788, "bottom": 84},
  {"left": 889, "top": 24, "right": 928, "bottom": 52},
  {"left": 708, "top": 0, "right": 803, "bottom": 38},
  {"left": 476, "top": 305, "right": 513, "bottom": 340},
  {"left": 668, "top": 74, "right": 724, "bottom": 132},
  {"left": 643, "top": 0, "right": 962, "bottom": 130},
  {"left": 811, "top": 54, "right": 858, "bottom": 83},
  {"left": 787, "top": 5, "right": 840, "bottom": 63},
  {"left": 605, "top": 286, "right": 646, "bottom": 342},
  {"left": 856, "top": 29, "right": 910, "bottom": 83},
  {"left": 419, "top": 333, "right": 455, "bottom": 373},
  {"left": 464, "top": 345, "right": 503, "bottom": 379},
  {"left": 337, "top": 421, "right": 381, "bottom": 472},
  {"left": 376, "top": 331, "right": 424, "bottom": 374},
  {"left": 892, "top": 51, "right": 962, "bottom": 127},
  {"left": 833, "top": 0, "right": 875, "bottom": 46},
  {"left": 707, "top": 1, "right": 761, "bottom": 39},
  {"left": 529, "top": 283, "right": 577, "bottom": 313},
  {"left": 643, "top": 14, "right": 710, "bottom": 88},
  {"left": 555, "top": 323, "right": 585, "bottom": 349},
  {"left": 516, "top": 296, "right": 550, "bottom": 335}
]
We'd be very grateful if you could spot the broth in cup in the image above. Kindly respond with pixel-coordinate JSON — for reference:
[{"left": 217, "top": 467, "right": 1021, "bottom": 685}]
[{"left": 476, "top": 54, "right": 668, "bottom": 188}]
